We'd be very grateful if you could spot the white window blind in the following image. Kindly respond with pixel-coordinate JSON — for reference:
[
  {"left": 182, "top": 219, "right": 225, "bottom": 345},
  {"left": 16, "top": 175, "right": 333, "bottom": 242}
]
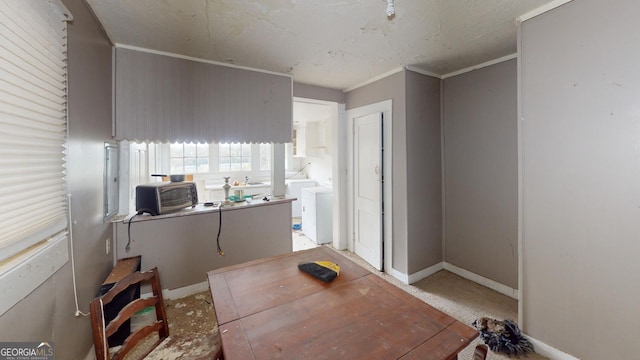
[{"left": 0, "top": 0, "right": 72, "bottom": 262}]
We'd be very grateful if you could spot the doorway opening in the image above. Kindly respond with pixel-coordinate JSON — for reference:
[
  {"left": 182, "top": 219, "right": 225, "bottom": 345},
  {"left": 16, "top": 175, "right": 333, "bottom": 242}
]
[{"left": 290, "top": 98, "right": 341, "bottom": 251}]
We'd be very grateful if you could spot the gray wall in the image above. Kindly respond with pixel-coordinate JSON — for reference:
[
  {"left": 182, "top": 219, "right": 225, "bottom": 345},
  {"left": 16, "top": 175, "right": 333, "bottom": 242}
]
[
  {"left": 406, "top": 70, "right": 442, "bottom": 274},
  {"left": 521, "top": 1, "right": 640, "bottom": 358},
  {"left": 345, "top": 71, "right": 409, "bottom": 273},
  {"left": 443, "top": 60, "right": 518, "bottom": 289},
  {"left": 0, "top": 0, "right": 114, "bottom": 358},
  {"left": 293, "top": 82, "right": 345, "bottom": 104}
]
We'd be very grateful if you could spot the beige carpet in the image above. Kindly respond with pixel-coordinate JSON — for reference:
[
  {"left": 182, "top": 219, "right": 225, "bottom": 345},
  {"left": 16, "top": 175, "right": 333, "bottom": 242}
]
[
  {"left": 164, "top": 246, "right": 548, "bottom": 359},
  {"left": 335, "top": 248, "right": 548, "bottom": 360}
]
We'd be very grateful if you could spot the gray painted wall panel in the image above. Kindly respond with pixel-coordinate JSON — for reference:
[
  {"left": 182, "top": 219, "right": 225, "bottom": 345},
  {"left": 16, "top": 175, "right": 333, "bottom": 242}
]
[
  {"left": 114, "top": 203, "right": 293, "bottom": 290},
  {"left": 521, "top": 1, "right": 640, "bottom": 358},
  {"left": 406, "top": 70, "right": 443, "bottom": 273},
  {"left": 293, "top": 82, "right": 345, "bottom": 103},
  {"left": 443, "top": 59, "right": 518, "bottom": 289}
]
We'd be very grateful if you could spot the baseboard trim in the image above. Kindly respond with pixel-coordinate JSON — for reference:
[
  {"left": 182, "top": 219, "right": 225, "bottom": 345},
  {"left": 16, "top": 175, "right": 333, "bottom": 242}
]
[
  {"left": 386, "top": 261, "right": 519, "bottom": 299},
  {"left": 527, "top": 336, "right": 581, "bottom": 360},
  {"left": 408, "top": 262, "right": 444, "bottom": 284},
  {"left": 140, "top": 281, "right": 210, "bottom": 300},
  {"left": 386, "top": 262, "right": 444, "bottom": 285},
  {"left": 163, "top": 281, "right": 210, "bottom": 300},
  {"left": 443, "top": 262, "right": 519, "bottom": 300},
  {"left": 386, "top": 266, "right": 410, "bottom": 284},
  {"left": 84, "top": 347, "right": 95, "bottom": 360},
  {"left": 399, "top": 264, "right": 577, "bottom": 358}
]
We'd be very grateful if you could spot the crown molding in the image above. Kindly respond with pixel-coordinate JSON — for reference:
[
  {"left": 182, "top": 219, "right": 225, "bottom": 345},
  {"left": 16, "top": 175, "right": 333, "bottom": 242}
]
[
  {"left": 442, "top": 53, "right": 517, "bottom": 79},
  {"left": 114, "top": 43, "right": 293, "bottom": 78},
  {"left": 518, "top": 0, "right": 574, "bottom": 23}
]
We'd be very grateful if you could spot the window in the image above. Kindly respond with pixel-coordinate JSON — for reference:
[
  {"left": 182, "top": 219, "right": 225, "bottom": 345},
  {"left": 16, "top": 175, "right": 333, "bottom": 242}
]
[
  {"left": 0, "top": 1, "right": 70, "bottom": 261},
  {"left": 259, "top": 143, "right": 271, "bottom": 171},
  {"left": 0, "top": 0, "right": 72, "bottom": 316},
  {"left": 137, "top": 142, "right": 273, "bottom": 190},
  {"left": 219, "top": 143, "right": 252, "bottom": 172},
  {"left": 170, "top": 143, "right": 209, "bottom": 174}
]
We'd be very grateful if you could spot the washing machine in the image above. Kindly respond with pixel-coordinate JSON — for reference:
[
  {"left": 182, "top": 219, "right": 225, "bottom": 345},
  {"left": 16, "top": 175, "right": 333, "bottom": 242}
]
[
  {"left": 301, "top": 187, "right": 333, "bottom": 245},
  {"left": 285, "top": 179, "right": 317, "bottom": 217}
]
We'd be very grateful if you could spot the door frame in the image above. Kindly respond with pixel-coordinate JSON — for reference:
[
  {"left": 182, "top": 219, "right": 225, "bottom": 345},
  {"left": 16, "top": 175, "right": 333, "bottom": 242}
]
[{"left": 346, "top": 100, "right": 393, "bottom": 273}]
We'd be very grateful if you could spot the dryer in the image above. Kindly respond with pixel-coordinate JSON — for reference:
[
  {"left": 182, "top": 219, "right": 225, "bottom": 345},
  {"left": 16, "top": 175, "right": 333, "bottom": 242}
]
[{"left": 301, "top": 187, "right": 333, "bottom": 245}]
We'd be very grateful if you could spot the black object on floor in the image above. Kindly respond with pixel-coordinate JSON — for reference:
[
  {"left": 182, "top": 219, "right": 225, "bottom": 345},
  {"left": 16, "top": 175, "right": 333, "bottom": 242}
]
[
  {"left": 298, "top": 261, "right": 340, "bottom": 282},
  {"left": 472, "top": 317, "right": 534, "bottom": 356}
]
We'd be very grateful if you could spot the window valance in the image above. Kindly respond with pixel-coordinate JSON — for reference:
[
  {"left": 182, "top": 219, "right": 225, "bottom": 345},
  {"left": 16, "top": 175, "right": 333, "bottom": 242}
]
[{"left": 115, "top": 47, "right": 293, "bottom": 144}]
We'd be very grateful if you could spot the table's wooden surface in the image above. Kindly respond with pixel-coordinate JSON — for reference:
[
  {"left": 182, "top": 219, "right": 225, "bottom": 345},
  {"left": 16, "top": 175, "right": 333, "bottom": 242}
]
[{"left": 207, "top": 247, "right": 477, "bottom": 360}]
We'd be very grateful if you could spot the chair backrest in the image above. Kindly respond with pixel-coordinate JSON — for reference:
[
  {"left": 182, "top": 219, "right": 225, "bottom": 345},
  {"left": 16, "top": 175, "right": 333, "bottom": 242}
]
[
  {"left": 473, "top": 344, "right": 489, "bottom": 360},
  {"left": 90, "top": 267, "right": 169, "bottom": 360}
]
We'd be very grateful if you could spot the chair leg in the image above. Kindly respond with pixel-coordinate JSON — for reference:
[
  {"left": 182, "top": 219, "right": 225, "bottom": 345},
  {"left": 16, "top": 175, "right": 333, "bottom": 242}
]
[{"left": 473, "top": 344, "right": 489, "bottom": 360}]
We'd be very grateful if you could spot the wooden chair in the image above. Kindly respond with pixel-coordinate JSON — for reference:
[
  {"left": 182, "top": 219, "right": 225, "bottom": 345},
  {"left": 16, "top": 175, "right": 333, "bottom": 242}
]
[
  {"left": 90, "top": 267, "right": 223, "bottom": 360},
  {"left": 473, "top": 344, "right": 489, "bottom": 360}
]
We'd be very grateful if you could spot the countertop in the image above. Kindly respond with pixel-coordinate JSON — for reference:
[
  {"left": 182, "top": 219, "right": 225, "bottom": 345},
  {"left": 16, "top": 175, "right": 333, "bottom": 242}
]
[
  {"left": 113, "top": 196, "right": 295, "bottom": 224},
  {"left": 204, "top": 182, "right": 271, "bottom": 190}
]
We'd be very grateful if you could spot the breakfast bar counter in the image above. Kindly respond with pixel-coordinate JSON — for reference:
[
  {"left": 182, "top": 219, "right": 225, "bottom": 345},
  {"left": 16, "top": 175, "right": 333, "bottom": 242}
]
[
  {"left": 113, "top": 197, "right": 294, "bottom": 290},
  {"left": 115, "top": 196, "right": 294, "bottom": 223}
]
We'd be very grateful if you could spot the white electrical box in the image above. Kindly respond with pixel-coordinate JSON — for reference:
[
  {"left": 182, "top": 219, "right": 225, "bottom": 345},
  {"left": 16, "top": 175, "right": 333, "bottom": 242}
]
[{"left": 301, "top": 187, "right": 333, "bottom": 245}]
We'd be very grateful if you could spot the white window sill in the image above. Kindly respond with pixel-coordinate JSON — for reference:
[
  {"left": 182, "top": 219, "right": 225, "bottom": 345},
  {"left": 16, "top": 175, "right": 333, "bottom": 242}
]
[{"left": 0, "top": 234, "right": 69, "bottom": 316}]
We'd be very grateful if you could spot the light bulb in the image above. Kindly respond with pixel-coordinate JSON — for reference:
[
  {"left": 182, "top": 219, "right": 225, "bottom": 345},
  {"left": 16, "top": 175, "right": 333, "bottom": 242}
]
[{"left": 386, "top": 0, "right": 395, "bottom": 17}]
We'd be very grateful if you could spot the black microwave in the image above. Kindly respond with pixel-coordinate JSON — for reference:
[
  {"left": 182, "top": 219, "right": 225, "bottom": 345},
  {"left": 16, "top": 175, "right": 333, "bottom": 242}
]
[{"left": 135, "top": 182, "right": 198, "bottom": 216}]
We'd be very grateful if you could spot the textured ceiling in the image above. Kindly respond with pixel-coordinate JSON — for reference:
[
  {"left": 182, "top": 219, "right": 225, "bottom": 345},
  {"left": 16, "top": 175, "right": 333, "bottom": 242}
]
[{"left": 86, "top": 0, "right": 554, "bottom": 90}]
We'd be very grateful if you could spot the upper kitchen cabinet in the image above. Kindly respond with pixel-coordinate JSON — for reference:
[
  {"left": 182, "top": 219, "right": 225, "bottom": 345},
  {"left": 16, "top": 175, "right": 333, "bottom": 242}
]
[
  {"left": 292, "top": 100, "right": 331, "bottom": 157},
  {"left": 304, "top": 120, "right": 327, "bottom": 157},
  {"left": 114, "top": 47, "right": 293, "bottom": 144},
  {"left": 293, "top": 120, "right": 327, "bottom": 158}
]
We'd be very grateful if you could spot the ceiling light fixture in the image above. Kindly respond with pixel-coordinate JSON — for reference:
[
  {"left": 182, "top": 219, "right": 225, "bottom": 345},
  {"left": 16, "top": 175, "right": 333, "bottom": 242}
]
[{"left": 386, "top": 0, "right": 395, "bottom": 17}]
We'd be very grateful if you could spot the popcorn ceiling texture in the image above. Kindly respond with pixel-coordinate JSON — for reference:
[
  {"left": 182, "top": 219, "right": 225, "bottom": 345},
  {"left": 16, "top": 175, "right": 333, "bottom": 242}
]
[{"left": 85, "top": 0, "right": 557, "bottom": 89}]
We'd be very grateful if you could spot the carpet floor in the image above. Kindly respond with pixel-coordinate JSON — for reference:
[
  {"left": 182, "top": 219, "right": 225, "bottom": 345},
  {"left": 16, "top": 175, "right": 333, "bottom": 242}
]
[{"left": 335, "top": 248, "right": 548, "bottom": 360}]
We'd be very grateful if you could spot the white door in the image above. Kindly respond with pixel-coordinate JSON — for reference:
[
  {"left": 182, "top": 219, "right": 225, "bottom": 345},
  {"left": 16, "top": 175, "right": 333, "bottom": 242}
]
[{"left": 353, "top": 112, "right": 383, "bottom": 270}]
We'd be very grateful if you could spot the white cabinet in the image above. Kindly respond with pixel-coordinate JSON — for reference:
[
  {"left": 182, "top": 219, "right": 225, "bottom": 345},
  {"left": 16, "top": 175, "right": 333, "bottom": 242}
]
[
  {"left": 304, "top": 120, "right": 327, "bottom": 157},
  {"left": 292, "top": 126, "right": 305, "bottom": 157},
  {"left": 301, "top": 187, "right": 332, "bottom": 245},
  {"left": 293, "top": 120, "right": 327, "bottom": 158}
]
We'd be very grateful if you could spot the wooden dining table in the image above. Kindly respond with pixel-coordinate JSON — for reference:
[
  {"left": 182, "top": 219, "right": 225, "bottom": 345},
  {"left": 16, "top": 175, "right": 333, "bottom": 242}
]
[{"left": 207, "top": 246, "right": 478, "bottom": 359}]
